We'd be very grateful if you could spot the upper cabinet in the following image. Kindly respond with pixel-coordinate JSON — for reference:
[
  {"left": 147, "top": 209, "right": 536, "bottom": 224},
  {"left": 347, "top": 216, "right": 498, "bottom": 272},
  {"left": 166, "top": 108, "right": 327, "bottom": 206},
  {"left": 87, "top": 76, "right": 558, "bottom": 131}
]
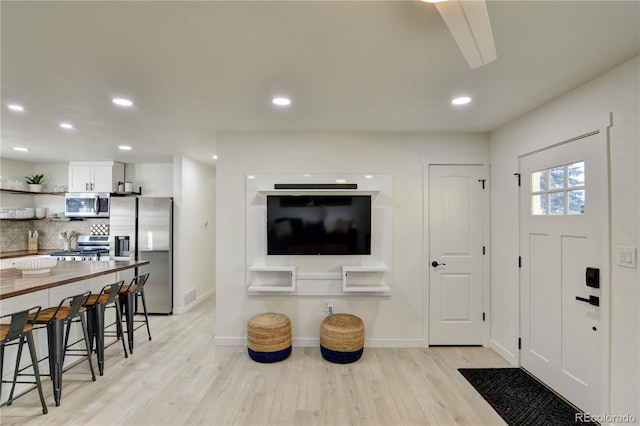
[{"left": 68, "top": 161, "right": 124, "bottom": 193}]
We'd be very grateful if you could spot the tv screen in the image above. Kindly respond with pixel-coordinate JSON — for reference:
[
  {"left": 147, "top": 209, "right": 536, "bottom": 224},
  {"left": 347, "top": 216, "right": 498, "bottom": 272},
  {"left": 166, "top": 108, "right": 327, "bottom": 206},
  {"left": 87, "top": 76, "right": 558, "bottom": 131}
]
[{"left": 267, "top": 195, "right": 371, "bottom": 255}]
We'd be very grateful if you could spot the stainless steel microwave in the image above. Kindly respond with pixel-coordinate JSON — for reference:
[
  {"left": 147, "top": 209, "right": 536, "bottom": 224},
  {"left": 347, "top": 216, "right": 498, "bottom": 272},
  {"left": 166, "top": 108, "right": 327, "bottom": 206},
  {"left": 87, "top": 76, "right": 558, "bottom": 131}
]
[{"left": 65, "top": 193, "right": 110, "bottom": 217}]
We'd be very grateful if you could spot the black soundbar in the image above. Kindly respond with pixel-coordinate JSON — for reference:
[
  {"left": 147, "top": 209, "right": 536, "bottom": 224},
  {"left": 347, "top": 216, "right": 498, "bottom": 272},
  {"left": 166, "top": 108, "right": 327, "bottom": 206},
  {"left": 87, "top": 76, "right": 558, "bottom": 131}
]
[{"left": 274, "top": 183, "right": 358, "bottom": 190}]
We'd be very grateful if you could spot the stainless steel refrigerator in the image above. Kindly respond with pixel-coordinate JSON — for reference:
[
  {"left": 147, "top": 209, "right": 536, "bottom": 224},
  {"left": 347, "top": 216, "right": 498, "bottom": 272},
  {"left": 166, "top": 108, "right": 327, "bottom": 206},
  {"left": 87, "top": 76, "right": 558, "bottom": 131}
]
[{"left": 109, "top": 197, "right": 173, "bottom": 314}]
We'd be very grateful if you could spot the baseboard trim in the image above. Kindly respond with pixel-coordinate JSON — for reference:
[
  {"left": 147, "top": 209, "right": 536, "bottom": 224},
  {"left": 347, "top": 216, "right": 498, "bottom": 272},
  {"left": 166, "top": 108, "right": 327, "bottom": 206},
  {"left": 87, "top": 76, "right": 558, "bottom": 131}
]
[
  {"left": 488, "top": 339, "right": 518, "bottom": 366},
  {"left": 214, "top": 337, "right": 426, "bottom": 348},
  {"left": 173, "top": 289, "right": 215, "bottom": 315}
]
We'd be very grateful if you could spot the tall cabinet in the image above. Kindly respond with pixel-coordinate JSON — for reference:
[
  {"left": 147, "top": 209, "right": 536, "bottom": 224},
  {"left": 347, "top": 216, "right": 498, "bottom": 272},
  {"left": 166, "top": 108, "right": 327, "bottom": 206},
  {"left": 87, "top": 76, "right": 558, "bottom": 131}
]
[{"left": 68, "top": 161, "right": 124, "bottom": 192}]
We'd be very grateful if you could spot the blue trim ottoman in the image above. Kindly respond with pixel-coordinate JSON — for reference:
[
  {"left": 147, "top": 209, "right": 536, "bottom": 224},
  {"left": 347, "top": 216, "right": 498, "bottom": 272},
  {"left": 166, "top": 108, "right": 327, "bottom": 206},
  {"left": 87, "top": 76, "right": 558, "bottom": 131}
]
[
  {"left": 320, "top": 314, "right": 364, "bottom": 364},
  {"left": 247, "top": 313, "right": 291, "bottom": 363}
]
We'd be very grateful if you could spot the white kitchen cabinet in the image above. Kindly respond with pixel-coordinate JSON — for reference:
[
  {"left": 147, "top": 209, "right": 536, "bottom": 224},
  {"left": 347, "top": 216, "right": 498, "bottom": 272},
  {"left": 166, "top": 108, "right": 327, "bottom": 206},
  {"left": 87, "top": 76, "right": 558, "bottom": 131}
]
[{"left": 68, "top": 161, "right": 124, "bottom": 193}]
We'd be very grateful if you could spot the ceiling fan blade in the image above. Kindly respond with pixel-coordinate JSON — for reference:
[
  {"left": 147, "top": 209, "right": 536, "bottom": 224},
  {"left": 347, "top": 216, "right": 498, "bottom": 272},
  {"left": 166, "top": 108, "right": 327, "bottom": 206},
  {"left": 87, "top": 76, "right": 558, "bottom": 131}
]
[{"left": 435, "top": 0, "right": 497, "bottom": 69}]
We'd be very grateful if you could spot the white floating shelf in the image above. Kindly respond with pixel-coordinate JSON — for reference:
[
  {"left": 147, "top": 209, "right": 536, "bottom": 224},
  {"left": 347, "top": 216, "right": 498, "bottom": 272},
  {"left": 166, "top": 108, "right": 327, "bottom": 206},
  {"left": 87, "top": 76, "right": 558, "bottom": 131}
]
[
  {"left": 342, "top": 265, "right": 391, "bottom": 294},
  {"left": 248, "top": 265, "right": 296, "bottom": 292}
]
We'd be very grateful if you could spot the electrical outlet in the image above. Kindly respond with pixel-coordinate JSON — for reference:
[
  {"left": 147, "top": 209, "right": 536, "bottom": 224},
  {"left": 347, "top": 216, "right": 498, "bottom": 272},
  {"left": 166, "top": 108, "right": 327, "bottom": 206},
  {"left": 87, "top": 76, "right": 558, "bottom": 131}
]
[{"left": 323, "top": 300, "right": 334, "bottom": 314}]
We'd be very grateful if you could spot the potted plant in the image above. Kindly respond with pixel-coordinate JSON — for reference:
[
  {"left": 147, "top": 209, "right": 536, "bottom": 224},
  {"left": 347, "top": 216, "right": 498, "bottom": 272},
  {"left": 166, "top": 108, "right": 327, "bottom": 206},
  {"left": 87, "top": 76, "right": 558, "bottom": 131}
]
[{"left": 25, "top": 174, "right": 45, "bottom": 192}]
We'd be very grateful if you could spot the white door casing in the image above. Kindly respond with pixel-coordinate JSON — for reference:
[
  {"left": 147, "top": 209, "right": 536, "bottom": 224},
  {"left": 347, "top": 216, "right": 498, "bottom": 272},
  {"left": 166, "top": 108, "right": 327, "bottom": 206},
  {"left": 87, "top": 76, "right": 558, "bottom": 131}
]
[
  {"left": 428, "top": 164, "right": 486, "bottom": 345},
  {"left": 519, "top": 127, "right": 610, "bottom": 415}
]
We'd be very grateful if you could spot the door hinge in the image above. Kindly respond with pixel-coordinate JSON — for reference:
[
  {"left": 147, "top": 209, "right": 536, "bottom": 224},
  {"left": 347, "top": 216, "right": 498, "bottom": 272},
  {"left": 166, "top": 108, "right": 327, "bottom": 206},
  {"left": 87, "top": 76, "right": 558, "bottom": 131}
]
[
  {"left": 482, "top": 312, "right": 486, "bottom": 322},
  {"left": 513, "top": 173, "right": 521, "bottom": 187},
  {"left": 518, "top": 256, "right": 522, "bottom": 268},
  {"left": 518, "top": 338, "right": 522, "bottom": 350},
  {"left": 478, "top": 179, "right": 486, "bottom": 189},
  {"left": 482, "top": 246, "right": 486, "bottom": 255}
]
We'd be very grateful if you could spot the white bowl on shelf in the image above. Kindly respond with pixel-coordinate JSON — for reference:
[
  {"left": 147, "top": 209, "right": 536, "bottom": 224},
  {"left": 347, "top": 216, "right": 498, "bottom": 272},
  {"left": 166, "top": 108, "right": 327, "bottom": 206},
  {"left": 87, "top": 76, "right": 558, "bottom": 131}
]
[{"left": 15, "top": 257, "right": 58, "bottom": 275}]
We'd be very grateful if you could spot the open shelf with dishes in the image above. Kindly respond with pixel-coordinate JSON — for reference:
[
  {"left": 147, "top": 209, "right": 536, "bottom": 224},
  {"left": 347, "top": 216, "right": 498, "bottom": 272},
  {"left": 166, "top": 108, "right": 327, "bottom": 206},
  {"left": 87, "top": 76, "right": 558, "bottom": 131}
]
[{"left": 0, "top": 188, "right": 65, "bottom": 196}]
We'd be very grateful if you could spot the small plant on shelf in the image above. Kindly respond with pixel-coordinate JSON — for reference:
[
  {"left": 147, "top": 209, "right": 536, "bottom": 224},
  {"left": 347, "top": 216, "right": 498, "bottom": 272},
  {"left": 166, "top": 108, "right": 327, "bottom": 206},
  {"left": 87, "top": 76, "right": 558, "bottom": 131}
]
[{"left": 25, "top": 174, "right": 45, "bottom": 192}]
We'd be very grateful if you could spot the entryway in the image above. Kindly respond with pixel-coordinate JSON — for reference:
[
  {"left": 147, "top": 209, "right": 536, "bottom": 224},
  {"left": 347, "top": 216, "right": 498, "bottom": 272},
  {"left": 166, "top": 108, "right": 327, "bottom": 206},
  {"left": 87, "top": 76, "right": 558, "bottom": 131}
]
[{"left": 519, "top": 128, "right": 610, "bottom": 414}]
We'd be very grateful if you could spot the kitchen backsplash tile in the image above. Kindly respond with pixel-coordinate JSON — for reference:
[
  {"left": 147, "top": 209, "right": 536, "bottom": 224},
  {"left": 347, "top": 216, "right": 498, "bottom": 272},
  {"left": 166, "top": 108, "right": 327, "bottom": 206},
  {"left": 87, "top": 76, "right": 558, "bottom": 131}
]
[{"left": 0, "top": 219, "right": 109, "bottom": 252}]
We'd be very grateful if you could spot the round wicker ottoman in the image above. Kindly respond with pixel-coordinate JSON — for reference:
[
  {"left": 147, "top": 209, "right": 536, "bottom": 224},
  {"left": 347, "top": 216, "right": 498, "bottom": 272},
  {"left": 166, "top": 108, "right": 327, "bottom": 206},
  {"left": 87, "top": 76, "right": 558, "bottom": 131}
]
[
  {"left": 320, "top": 314, "right": 364, "bottom": 364},
  {"left": 247, "top": 313, "right": 292, "bottom": 363}
]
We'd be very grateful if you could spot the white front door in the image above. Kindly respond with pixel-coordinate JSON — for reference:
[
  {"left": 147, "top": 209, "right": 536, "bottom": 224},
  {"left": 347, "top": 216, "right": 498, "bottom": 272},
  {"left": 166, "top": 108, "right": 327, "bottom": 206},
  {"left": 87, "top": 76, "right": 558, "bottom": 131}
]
[
  {"left": 429, "top": 165, "right": 485, "bottom": 345},
  {"left": 519, "top": 131, "right": 609, "bottom": 414}
]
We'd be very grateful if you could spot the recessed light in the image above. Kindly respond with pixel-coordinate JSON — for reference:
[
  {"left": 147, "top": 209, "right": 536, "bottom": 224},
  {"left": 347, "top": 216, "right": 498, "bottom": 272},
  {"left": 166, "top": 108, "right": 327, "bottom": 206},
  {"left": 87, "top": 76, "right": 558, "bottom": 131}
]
[
  {"left": 60, "top": 123, "right": 74, "bottom": 129},
  {"left": 118, "top": 145, "right": 132, "bottom": 151},
  {"left": 335, "top": 178, "right": 347, "bottom": 184},
  {"left": 422, "top": 0, "right": 447, "bottom": 3},
  {"left": 13, "top": 147, "right": 29, "bottom": 152},
  {"left": 272, "top": 97, "right": 291, "bottom": 106},
  {"left": 212, "top": 155, "right": 218, "bottom": 160},
  {"left": 112, "top": 98, "right": 133, "bottom": 107},
  {"left": 247, "top": 175, "right": 256, "bottom": 180},
  {"left": 451, "top": 96, "right": 472, "bottom": 105},
  {"left": 8, "top": 104, "right": 25, "bottom": 111},
  {"left": 365, "top": 175, "right": 373, "bottom": 179}
]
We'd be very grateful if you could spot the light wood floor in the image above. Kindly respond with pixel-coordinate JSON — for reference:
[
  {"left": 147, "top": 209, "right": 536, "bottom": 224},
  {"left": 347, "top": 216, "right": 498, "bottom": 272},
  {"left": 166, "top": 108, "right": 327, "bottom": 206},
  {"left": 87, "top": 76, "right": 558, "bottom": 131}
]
[{"left": 0, "top": 294, "right": 510, "bottom": 425}]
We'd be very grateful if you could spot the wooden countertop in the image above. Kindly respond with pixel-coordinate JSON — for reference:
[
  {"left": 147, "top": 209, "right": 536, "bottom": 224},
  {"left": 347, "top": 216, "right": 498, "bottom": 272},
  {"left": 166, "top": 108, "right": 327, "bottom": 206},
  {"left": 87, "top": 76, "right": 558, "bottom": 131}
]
[
  {"left": 0, "top": 260, "right": 149, "bottom": 299},
  {"left": 0, "top": 250, "right": 58, "bottom": 259}
]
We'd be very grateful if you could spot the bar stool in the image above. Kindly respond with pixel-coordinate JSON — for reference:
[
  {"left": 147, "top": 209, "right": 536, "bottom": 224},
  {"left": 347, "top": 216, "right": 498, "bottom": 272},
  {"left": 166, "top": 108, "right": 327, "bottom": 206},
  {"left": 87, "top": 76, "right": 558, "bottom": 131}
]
[
  {"left": 117, "top": 273, "right": 151, "bottom": 354},
  {"left": 29, "top": 291, "right": 97, "bottom": 406},
  {"left": 1, "top": 306, "right": 47, "bottom": 414},
  {"left": 82, "top": 280, "right": 128, "bottom": 376}
]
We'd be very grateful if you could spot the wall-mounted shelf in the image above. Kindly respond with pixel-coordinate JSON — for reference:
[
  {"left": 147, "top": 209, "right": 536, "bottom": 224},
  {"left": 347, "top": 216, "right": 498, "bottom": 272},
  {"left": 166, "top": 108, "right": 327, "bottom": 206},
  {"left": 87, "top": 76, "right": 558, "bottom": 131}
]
[
  {"left": 342, "top": 265, "right": 391, "bottom": 293},
  {"left": 0, "top": 218, "right": 52, "bottom": 222},
  {"left": 247, "top": 265, "right": 296, "bottom": 292},
  {"left": 0, "top": 189, "right": 64, "bottom": 196}
]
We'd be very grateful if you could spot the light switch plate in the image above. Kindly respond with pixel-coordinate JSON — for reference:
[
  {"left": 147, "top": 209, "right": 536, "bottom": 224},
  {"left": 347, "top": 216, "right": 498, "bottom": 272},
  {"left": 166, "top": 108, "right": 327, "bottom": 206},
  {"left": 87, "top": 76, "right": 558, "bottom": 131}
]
[{"left": 616, "top": 246, "right": 637, "bottom": 268}]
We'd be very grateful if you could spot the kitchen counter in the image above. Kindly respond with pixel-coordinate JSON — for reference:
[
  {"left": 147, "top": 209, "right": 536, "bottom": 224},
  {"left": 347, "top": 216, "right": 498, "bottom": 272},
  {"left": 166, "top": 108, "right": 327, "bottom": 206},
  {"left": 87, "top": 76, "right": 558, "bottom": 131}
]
[
  {"left": 0, "top": 249, "right": 58, "bottom": 259},
  {"left": 0, "top": 260, "right": 149, "bottom": 299}
]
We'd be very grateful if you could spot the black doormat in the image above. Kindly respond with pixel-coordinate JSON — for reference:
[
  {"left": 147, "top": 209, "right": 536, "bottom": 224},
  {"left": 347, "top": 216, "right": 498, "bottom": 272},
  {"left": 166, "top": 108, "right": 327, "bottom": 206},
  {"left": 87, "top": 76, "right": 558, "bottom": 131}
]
[{"left": 459, "top": 368, "right": 597, "bottom": 426}]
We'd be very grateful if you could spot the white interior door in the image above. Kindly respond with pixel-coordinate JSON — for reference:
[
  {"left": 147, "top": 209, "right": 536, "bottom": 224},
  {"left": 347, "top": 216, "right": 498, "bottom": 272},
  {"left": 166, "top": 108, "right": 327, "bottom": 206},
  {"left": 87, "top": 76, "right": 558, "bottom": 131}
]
[
  {"left": 429, "top": 165, "right": 485, "bottom": 345},
  {"left": 519, "top": 131, "right": 609, "bottom": 414}
]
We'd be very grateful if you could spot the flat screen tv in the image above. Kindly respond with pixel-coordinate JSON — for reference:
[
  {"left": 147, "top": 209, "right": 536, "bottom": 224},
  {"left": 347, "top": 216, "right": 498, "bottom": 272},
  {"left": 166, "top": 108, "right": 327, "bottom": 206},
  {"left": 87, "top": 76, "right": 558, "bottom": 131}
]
[{"left": 267, "top": 195, "right": 371, "bottom": 255}]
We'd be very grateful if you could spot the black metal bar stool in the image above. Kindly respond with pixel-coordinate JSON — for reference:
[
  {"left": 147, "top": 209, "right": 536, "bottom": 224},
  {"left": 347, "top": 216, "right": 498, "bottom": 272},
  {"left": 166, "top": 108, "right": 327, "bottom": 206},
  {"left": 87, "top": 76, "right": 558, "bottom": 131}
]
[
  {"left": 29, "top": 291, "right": 97, "bottom": 406},
  {"left": 1, "top": 306, "right": 47, "bottom": 414},
  {"left": 117, "top": 273, "right": 152, "bottom": 354},
  {"left": 82, "top": 280, "right": 127, "bottom": 376}
]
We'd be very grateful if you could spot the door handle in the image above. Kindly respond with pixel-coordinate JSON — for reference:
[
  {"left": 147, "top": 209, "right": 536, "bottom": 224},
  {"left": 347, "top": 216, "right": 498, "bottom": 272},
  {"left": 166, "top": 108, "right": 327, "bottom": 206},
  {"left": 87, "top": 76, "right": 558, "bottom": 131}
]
[
  {"left": 431, "top": 261, "right": 446, "bottom": 267},
  {"left": 575, "top": 295, "right": 599, "bottom": 306}
]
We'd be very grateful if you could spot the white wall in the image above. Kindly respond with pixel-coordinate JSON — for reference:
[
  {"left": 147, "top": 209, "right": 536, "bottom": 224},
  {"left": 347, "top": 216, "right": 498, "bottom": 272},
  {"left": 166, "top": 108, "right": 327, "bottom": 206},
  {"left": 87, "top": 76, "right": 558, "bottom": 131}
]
[
  {"left": 489, "top": 56, "right": 639, "bottom": 419},
  {"left": 215, "top": 132, "right": 489, "bottom": 346},
  {"left": 172, "top": 155, "right": 216, "bottom": 314},
  {"left": 124, "top": 163, "right": 173, "bottom": 197}
]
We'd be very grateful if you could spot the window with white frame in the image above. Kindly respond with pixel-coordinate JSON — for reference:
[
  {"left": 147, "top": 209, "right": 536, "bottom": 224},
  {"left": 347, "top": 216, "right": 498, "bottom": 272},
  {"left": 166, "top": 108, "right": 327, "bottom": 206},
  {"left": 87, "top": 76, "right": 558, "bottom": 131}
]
[{"left": 531, "top": 161, "right": 585, "bottom": 215}]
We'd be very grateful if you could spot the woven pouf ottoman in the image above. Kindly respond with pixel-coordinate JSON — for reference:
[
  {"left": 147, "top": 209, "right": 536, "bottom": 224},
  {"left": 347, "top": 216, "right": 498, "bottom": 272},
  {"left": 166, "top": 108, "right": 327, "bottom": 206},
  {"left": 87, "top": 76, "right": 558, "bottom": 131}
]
[
  {"left": 247, "top": 313, "right": 292, "bottom": 363},
  {"left": 320, "top": 314, "right": 364, "bottom": 364}
]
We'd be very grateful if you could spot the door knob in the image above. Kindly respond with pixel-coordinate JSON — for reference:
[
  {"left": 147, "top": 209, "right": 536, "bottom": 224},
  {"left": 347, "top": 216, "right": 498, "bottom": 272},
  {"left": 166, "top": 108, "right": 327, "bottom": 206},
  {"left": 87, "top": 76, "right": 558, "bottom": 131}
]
[
  {"left": 431, "top": 261, "right": 446, "bottom": 267},
  {"left": 575, "top": 295, "right": 599, "bottom": 306}
]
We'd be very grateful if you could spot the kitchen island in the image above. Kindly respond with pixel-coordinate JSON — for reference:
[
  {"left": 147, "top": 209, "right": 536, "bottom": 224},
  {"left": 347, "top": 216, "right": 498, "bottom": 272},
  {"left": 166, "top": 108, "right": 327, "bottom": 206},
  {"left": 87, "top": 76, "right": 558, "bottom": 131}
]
[
  {"left": 0, "top": 259, "right": 150, "bottom": 407},
  {"left": 0, "top": 260, "right": 149, "bottom": 299}
]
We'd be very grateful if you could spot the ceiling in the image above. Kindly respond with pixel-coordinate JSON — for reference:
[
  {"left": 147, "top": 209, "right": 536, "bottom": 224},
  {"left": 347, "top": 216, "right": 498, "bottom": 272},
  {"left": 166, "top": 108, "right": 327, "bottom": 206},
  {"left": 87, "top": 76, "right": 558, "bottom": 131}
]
[{"left": 1, "top": 0, "right": 639, "bottom": 165}]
